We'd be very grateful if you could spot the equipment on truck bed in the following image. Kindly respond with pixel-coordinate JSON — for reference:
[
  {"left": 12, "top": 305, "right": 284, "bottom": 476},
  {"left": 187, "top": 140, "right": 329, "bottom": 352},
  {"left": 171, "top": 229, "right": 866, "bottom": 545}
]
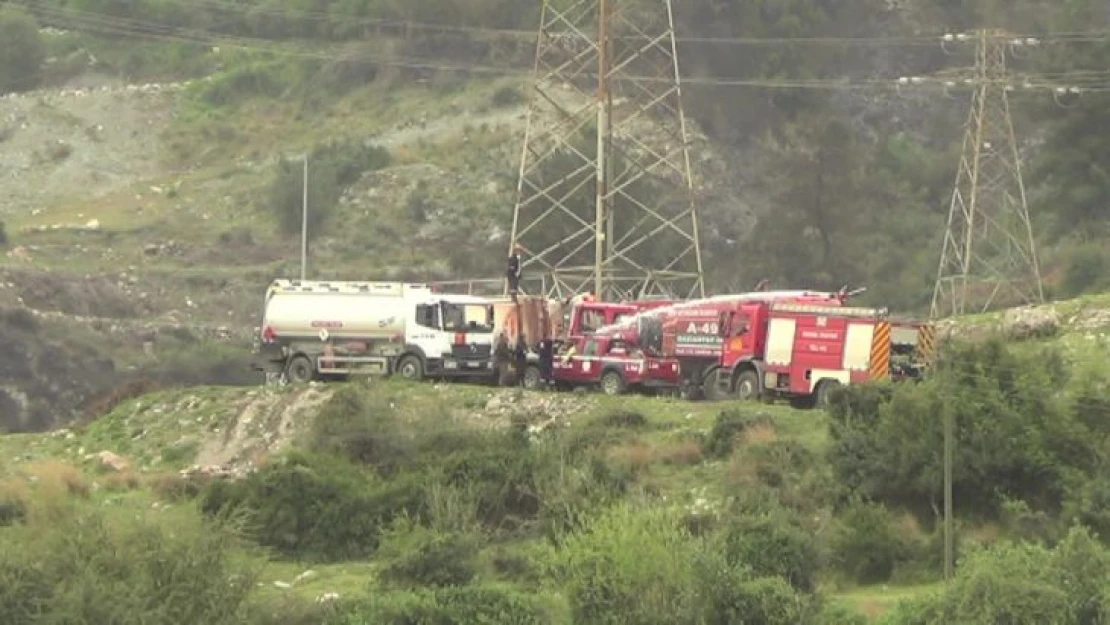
[{"left": 251, "top": 279, "right": 496, "bottom": 383}]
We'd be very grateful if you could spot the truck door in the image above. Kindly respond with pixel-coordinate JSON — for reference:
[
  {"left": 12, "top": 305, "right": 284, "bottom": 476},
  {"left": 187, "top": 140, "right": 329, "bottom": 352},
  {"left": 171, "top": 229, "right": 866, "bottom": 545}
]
[
  {"left": 573, "top": 337, "right": 603, "bottom": 383},
  {"left": 553, "top": 336, "right": 583, "bottom": 381}
]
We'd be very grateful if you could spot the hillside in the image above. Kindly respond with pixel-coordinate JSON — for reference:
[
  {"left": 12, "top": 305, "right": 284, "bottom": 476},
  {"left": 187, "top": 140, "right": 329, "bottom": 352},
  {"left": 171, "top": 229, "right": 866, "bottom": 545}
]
[
  {"left": 1, "top": 2, "right": 1110, "bottom": 621},
  {"left": 0, "top": 291, "right": 1108, "bottom": 623},
  {"left": 2, "top": 0, "right": 1110, "bottom": 423}
]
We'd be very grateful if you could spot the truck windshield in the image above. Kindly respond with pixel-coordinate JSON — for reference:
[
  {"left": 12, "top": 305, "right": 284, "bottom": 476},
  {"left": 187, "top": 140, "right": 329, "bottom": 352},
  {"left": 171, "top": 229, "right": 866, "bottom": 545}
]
[{"left": 441, "top": 302, "right": 495, "bottom": 333}]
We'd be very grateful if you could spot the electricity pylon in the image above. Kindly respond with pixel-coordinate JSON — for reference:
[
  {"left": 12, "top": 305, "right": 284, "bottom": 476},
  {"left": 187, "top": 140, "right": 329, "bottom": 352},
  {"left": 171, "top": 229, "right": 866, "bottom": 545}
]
[
  {"left": 508, "top": 0, "right": 705, "bottom": 302},
  {"left": 929, "top": 29, "right": 1045, "bottom": 319}
]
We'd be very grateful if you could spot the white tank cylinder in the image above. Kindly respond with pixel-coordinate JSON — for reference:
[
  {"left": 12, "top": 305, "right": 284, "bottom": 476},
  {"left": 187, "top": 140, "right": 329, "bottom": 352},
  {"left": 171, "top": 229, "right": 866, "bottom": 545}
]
[{"left": 263, "top": 280, "right": 424, "bottom": 341}]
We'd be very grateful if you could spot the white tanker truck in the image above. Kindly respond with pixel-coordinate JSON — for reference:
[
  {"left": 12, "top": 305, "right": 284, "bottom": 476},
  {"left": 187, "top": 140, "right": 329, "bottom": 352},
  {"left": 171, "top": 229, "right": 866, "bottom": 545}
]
[{"left": 250, "top": 280, "right": 497, "bottom": 383}]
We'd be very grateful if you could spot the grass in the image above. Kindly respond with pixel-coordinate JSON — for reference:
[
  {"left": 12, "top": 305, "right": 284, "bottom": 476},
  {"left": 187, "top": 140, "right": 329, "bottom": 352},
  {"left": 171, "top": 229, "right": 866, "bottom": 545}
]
[{"left": 835, "top": 582, "right": 944, "bottom": 621}]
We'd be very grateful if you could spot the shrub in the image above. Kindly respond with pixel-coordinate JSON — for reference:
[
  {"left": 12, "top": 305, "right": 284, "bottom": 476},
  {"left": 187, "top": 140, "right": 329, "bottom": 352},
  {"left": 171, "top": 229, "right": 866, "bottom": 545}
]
[
  {"left": 199, "top": 451, "right": 424, "bottom": 561},
  {"left": 490, "top": 85, "right": 524, "bottom": 108},
  {"left": 718, "top": 505, "right": 820, "bottom": 592},
  {"left": 0, "top": 503, "right": 257, "bottom": 625},
  {"left": 703, "top": 409, "right": 774, "bottom": 459},
  {"left": 308, "top": 386, "right": 422, "bottom": 475},
  {"left": 878, "top": 526, "right": 1110, "bottom": 625},
  {"left": 0, "top": 220, "right": 7, "bottom": 248},
  {"left": 148, "top": 343, "right": 259, "bottom": 387},
  {"left": 830, "top": 500, "right": 912, "bottom": 584},
  {"left": 0, "top": 5, "right": 46, "bottom": 94},
  {"left": 557, "top": 503, "right": 700, "bottom": 625},
  {"left": 267, "top": 140, "right": 391, "bottom": 238},
  {"left": 1059, "top": 244, "right": 1110, "bottom": 298},
  {"left": 827, "top": 339, "right": 1107, "bottom": 519},
  {"left": 695, "top": 564, "right": 810, "bottom": 625},
  {"left": 377, "top": 519, "right": 482, "bottom": 588},
  {"left": 347, "top": 585, "right": 554, "bottom": 625}
]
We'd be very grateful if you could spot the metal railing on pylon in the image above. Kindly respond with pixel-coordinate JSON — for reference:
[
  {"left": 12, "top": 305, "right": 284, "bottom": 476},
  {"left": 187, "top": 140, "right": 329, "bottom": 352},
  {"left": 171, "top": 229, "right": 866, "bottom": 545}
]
[{"left": 428, "top": 275, "right": 551, "bottom": 299}]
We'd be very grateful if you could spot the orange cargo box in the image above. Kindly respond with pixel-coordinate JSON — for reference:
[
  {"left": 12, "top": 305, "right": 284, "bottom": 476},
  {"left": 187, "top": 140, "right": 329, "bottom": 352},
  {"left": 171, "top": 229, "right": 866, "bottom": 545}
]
[{"left": 492, "top": 297, "right": 565, "bottom": 347}]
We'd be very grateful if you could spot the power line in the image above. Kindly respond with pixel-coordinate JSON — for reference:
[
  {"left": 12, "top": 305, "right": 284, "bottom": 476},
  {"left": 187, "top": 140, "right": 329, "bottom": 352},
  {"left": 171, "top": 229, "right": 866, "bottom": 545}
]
[
  {"left": 26, "top": 0, "right": 1110, "bottom": 47},
  {"left": 7, "top": 4, "right": 1110, "bottom": 94}
]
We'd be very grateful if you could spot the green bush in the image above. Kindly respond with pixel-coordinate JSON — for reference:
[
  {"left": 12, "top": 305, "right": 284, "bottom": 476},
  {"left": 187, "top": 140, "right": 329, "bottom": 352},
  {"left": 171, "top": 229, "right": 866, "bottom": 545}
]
[
  {"left": 557, "top": 502, "right": 837, "bottom": 625},
  {"left": 308, "top": 386, "right": 424, "bottom": 475},
  {"left": 878, "top": 526, "right": 1110, "bottom": 625},
  {"left": 827, "top": 339, "right": 1107, "bottom": 520},
  {"left": 703, "top": 409, "right": 774, "bottom": 459},
  {"left": 556, "top": 503, "right": 701, "bottom": 625},
  {"left": 830, "top": 500, "right": 912, "bottom": 584},
  {"left": 310, "top": 385, "right": 629, "bottom": 537},
  {"left": 149, "top": 342, "right": 259, "bottom": 387},
  {"left": 377, "top": 519, "right": 482, "bottom": 588},
  {"left": 199, "top": 451, "right": 424, "bottom": 561},
  {"left": 718, "top": 505, "right": 820, "bottom": 592},
  {"left": 0, "top": 502, "right": 256, "bottom": 625},
  {"left": 346, "top": 584, "right": 554, "bottom": 625},
  {"left": 1059, "top": 244, "right": 1110, "bottom": 298},
  {"left": 267, "top": 140, "right": 391, "bottom": 238},
  {"left": 695, "top": 566, "right": 810, "bottom": 625},
  {"left": 0, "top": 5, "right": 46, "bottom": 94}
]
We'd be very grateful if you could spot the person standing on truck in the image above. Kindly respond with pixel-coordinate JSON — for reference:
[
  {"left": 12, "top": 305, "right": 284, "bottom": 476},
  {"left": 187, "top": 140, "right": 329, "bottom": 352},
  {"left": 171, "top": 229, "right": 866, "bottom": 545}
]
[
  {"left": 538, "top": 337, "right": 554, "bottom": 388},
  {"left": 506, "top": 244, "right": 524, "bottom": 300}
]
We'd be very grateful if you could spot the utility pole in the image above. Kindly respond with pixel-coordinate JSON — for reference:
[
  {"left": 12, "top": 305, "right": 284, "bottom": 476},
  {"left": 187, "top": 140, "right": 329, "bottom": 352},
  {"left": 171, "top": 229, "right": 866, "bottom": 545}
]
[
  {"left": 301, "top": 154, "right": 308, "bottom": 281},
  {"left": 594, "top": 0, "right": 611, "bottom": 298},
  {"left": 929, "top": 29, "right": 1045, "bottom": 319},
  {"left": 509, "top": 0, "right": 705, "bottom": 302},
  {"left": 943, "top": 403, "right": 954, "bottom": 581}
]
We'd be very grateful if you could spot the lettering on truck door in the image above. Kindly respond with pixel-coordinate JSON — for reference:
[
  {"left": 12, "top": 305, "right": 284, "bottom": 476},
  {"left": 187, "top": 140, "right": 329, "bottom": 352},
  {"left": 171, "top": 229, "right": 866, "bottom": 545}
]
[{"left": 577, "top": 338, "right": 601, "bottom": 381}]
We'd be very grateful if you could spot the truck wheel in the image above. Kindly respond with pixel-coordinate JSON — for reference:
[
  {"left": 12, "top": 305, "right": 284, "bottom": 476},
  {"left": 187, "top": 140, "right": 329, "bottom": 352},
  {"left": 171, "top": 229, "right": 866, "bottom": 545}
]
[
  {"left": 814, "top": 380, "right": 841, "bottom": 410},
  {"left": 733, "top": 370, "right": 761, "bottom": 402},
  {"left": 600, "top": 370, "right": 626, "bottom": 396},
  {"left": 286, "top": 355, "right": 315, "bottom": 384},
  {"left": 521, "top": 365, "right": 543, "bottom": 390},
  {"left": 396, "top": 355, "right": 424, "bottom": 381}
]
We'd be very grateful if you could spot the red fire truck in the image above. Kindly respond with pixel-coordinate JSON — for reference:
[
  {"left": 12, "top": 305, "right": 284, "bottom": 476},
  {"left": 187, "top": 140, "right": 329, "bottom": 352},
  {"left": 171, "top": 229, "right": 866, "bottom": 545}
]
[
  {"left": 669, "top": 300, "right": 932, "bottom": 406},
  {"left": 496, "top": 295, "right": 674, "bottom": 391},
  {"left": 545, "top": 290, "right": 852, "bottom": 396},
  {"left": 548, "top": 332, "right": 681, "bottom": 396}
]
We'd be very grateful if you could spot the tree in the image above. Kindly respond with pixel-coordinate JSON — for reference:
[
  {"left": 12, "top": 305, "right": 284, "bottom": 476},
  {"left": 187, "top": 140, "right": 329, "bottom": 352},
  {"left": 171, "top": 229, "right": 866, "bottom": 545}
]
[
  {"left": 741, "top": 113, "right": 876, "bottom": 289},
  {"left": 0, "top": 5, "right": 46, "bottom": 94},
  {"left": 1029, "top": 0, "right": 1110, "bottom": 239}
]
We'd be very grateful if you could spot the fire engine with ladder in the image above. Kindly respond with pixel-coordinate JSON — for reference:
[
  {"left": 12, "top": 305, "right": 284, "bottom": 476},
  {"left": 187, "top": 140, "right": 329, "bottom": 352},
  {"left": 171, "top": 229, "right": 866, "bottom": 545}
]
[{"left": 672, "top": 300, "right": 934, "bottom": 407}]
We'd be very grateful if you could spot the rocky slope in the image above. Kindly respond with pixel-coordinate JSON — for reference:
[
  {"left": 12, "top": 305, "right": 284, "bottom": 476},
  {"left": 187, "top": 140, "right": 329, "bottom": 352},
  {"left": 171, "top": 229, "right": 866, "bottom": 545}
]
[{"left": 0, "top": 65, "right": 754, "bottom": 426}]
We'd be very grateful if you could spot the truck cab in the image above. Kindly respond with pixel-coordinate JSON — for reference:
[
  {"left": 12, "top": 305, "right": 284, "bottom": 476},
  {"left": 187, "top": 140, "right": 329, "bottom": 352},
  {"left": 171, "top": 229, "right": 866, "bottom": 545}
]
[{"left": 409, "top": 296, "right": 497, "bottom": 379}]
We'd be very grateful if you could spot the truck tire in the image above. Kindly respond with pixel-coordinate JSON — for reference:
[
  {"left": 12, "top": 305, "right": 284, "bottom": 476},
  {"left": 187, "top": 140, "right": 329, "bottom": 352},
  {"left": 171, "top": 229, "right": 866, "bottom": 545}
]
[
  {"left": 600, "top": 370, "right": 626, "bottom": 396},
  {"left": 286, "top": 355, "right": 315, "bottom": 384},
  {"left": 396, "top": 355, "right": 424, "bottom": 381},
  {"left": 521, "top": 365, "right": 543, "bottom": 390},
  {"left": 733, "top": 370, "right": 761, "bottom": 402}
]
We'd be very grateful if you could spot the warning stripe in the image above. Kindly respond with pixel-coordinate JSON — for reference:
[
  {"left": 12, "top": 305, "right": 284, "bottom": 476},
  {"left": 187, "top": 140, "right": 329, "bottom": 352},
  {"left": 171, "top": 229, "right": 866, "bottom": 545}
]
[
  {"left": 869, "top": 321, "right": 892, "bottom": 380},
  {"left": 917, "top": 323, "right": 937, "bottom": 369}
]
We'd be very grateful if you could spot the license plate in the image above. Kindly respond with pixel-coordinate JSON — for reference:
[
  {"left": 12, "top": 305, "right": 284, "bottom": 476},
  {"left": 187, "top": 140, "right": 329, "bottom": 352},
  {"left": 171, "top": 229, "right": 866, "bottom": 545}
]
[
  {"left": 445, "top": 361, "right": 459, "bottom": 369},
  {"left": 466, "top": 361, "right": 481, "bottom": 368}
]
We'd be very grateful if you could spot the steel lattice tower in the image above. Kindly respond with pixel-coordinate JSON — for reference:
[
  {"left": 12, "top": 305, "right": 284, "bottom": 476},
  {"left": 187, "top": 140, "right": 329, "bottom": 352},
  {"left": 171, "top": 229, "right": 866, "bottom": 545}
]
[
  {"left": 930, "top": 29, "right": 1045, "bottom": 319},
  {"left": 508, "top": 0, "right": 705, "bottom": 302}
]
